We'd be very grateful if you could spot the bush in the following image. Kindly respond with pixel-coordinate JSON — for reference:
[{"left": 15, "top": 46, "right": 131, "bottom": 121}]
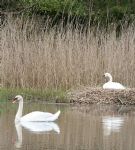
[
  {"left": 21, "top": 0, "right": 87, "bottom": 16},
  {"left": 1, "top": 0, "right": 135, "bottom": 26}
]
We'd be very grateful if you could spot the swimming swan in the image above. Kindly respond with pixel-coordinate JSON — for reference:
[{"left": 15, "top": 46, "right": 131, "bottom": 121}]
[
  {"left": 103, "top": 73, "right": 125, "bottom": 89},
  {"left": 12, "top": 95, "right": 61, "bottom": 122}
]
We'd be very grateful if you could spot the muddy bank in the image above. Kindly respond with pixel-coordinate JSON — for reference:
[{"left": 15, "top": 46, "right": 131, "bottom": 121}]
[{"left": 67, "top": 87, "right": 135, "bottom": 105}]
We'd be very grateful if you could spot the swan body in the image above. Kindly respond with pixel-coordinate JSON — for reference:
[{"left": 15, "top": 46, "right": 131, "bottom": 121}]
[
  {"left": 13, "top": 95, "right": 61, "bottom": 122},
  {"left": 103, "top": 82, "right": 125, "bottom": 90},
  {"left": 20, "top": 111, "right": 60, "bottom": 122},
  {"left": 103, "top": 73, "right": 125, "bottom": 89}
]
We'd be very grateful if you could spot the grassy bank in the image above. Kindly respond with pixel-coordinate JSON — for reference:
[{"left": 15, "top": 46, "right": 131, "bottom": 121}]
[
  {"left": 1, "top": 16, "right": 135, "bottom": 90},
  {"left": 0, "top": 88, "right": 67, "bottom": 103}
]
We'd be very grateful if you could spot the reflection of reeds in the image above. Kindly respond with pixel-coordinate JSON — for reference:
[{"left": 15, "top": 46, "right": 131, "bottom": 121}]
[{"left": 1, "top": 16, "right": 135, "bottom": 89}]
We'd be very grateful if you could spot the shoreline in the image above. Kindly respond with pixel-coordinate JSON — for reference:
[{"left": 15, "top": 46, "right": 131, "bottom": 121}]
[
  {"left": 0, "top": 88, "right": 67, "bottom": 103},
  {"left": 1, "top": 87, "right": 135, "bottom": 105}
]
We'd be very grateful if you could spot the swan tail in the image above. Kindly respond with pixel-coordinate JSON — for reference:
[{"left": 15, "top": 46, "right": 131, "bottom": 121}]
[{"left": 54, "top": 110, "right": 61, "bottom": 119}]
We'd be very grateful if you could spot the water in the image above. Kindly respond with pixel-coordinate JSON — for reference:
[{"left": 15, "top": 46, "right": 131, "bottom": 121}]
[{"left": 0, "top": 102, "right": 135, "bottom": 150}]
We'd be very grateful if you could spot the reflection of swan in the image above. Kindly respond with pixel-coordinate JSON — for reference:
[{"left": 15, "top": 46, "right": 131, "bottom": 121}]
[
  {"left": 21, "top": 122, "right": 60, "bottom": 133},
  {"left": 102, "top": 116, "right": 124, "bottom": 136},
  {"left": 15, "top": 122, "right": 60, "bottom": 149},
  {"left": 15, "top": 122, "right": 22, "bottom": 148},
  {"left": 103, "top": 73, "right": 125, "bottom": 89},
  {"left": 12, "top": 95, "right": 61, "bottom": 122}
]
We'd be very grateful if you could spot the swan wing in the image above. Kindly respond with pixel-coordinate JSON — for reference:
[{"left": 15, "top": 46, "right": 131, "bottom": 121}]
[
  {"left": 21, "top": 110, "right": 60, "bottom": 122},
  {"left": 113, "top": 82, "right": 125, "bottom": 89},
  {"left": 103, "top": 82, "right": 125, "bottom": 89}
]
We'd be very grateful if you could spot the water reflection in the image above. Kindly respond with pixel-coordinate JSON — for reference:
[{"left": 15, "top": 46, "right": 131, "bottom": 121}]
[
  {"left": 15, "top": 123, "right": 22, "bottom": 148},
  {"left": 102, "top": 116, "right": 124, "bottom": 136},
  {"left": 0, "top": 103, "right": 135, "bottom": 150},
  {"left": 15, "top": 121, "right": 60, "bottom": 148},
  {"left": 20, "top": 122, "right": 60, "bottom": 133}
]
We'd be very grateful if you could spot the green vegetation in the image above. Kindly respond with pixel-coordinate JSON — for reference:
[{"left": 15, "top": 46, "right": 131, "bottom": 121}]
[
  {"left": 1, "top": 0, "right": 135, "bottom": 25},
  {"left": 0, "top": 88, "right": 68, "bottom": 103}
]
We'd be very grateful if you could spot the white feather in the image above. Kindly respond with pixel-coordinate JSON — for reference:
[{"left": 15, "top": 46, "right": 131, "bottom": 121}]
[
  {"left": 103, "top": 73, "right": 125, "bottom": 89},
  {"left": 21, "top": 111, "right": 61, "bottom": 122}
]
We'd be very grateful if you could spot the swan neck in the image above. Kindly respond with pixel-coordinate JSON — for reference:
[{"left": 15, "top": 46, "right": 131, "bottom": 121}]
[
  {"left": 108, "top": 75, "right": 113, "bottom": 82},
  {"left": 15, "top": 99, "right": 23, "bottom": 121}
]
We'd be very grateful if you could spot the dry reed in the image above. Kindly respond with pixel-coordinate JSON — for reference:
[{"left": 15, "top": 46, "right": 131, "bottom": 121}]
[{"left": 1, "top": 16, "right": 135, "bottom": 89}]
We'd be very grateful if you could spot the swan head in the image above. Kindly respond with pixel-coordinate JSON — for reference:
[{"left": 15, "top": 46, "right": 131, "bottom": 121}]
[
  {"left": 103, "top": 73, "right": 113, "bottom": 82},
  {"left": 12, "top": 95, "right": 23, "bottom": 103}
]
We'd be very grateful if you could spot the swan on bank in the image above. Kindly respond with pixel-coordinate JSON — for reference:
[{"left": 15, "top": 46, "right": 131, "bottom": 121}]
[
  {"left": 12, "top": 95, "right": 61, "bottom": 122},
  {"left": 103, "top": 73, "right": 125, "bottom": 89}
]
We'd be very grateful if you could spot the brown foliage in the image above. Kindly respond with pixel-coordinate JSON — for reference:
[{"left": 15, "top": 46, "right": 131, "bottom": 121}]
[{"left": 1, "top": 16, "right": 135, "bottom": 89}]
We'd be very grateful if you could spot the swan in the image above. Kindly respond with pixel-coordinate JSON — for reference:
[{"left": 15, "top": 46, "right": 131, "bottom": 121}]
[
  {"left": 12, "top": 95, "right": 61, "bottom": 122},
  {"left": 103, "top": 73, "right": 125, "bottom": 89}
]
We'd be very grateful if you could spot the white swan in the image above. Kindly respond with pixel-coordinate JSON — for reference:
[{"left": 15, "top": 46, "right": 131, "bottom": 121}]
[
  {"left": 12, "top": 95, "right": 61, "bottom": 122},
  {"left": 103, "top": 73, "right": 125, "bottom": 89}
]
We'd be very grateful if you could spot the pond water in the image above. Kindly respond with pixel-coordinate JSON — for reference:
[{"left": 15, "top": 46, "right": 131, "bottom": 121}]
[{"left": 0, "top": 102, "right": 135, "bottom": 150}]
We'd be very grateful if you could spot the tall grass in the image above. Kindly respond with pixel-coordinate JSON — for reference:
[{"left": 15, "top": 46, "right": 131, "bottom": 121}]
[{"left": 1, "top": 15, "right": 135, "bottom": 89}]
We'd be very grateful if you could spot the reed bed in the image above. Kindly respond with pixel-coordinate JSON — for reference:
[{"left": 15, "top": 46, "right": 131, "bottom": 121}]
[{"left": 1, "top": 16, "right": 135, "bottom": 89}]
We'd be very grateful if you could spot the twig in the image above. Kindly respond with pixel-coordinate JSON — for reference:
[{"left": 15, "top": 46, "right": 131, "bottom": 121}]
[{"left": 117, "top": 97, "right": 124, "bottom": 105}]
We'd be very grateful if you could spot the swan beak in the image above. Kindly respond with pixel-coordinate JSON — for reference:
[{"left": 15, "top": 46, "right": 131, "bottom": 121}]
[{"left": 12, "top": 98, "right": 17, "bottom": 103}]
